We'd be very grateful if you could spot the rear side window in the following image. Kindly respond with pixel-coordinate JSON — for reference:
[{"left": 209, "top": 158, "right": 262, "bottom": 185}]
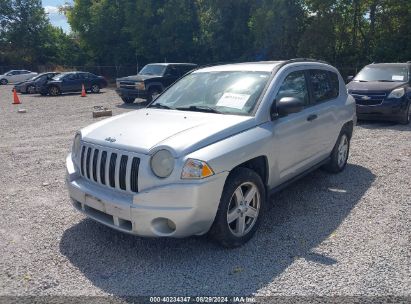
[{"left": 309, "top": 69, "right": 339, "bottom": 103}]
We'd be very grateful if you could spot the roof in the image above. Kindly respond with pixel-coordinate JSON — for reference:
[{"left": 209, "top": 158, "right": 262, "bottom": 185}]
[
  {"left": 367, "top": 63, "right": 410, "bottom": 68},
  {"left": 194, "top": 59, "right": 332, "bottom": 73},
  {"left": 195, "top": 61, "right": 283, "bottom": 73}
]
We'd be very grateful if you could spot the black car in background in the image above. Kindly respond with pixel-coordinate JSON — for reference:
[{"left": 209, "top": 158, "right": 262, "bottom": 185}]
[
  {"left": 347, "top": 62, "right": 411, "bottom": 124},
  {"left": 13, "top": 72, "right": 60, "bottom": 94},
  {"left": 40, "top": 71, "right": 108, "bottom": 96},
  {"left": 115, "top": 63, "right": 197, "bottom": 104}
]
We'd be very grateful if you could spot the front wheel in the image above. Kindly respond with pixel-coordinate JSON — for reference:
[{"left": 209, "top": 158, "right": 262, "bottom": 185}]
[
  {"left": 323, "top": 131, "right": 350, "bottom": 173},
  {"left": 26, "top": 85, "right": 36, "bottom": 94},
  {"left": 0, "top": 79, "right": 8, "bottom": 85},
  {"left": 398, "top": 102, "right": 410, "bottom": 125},
  {"left": 48, "top": 85, "right": 60, "bottom": 96},
  {"left": 209, "top": 167, "right": 266, "bottom": 248}
]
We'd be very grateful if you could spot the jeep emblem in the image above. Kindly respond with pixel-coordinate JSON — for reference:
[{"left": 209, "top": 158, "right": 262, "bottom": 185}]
[{"left": 105, "top": 137, "right": 116, "bottom": 143}]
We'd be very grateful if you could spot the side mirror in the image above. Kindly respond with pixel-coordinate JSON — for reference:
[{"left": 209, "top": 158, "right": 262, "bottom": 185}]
[
  {"left": 346, "top": 75, "right": 354, "bottom": 83},
  {"left": 273, "top": 97, "right": 304, "bottom": 118}
]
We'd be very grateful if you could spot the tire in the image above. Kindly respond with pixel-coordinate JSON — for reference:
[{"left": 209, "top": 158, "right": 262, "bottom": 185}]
[
  {"left": 323, "top": 130, "right": 350, "bottom": 173},
  {"left": 146, "top": 88, "right": 161, "bottom": 103},
  {"left": 398, "top": 102, "right": 410, "bottom": 125},
  {"left": 121, "top": 97, "right": 135, "bottom": 104},
  {"left": 26, "top": 85, "right": 36, "bottom": 94},
  {"left": 48, "top": 85, "right": 60, "bottom": 96},
  {"left": 91, "top": 84, "right": 100, "bottom": 93},
  {"left": 209, "top": 167, "right": 266, "bottom": 248},
  {"left": 0, "top": 79, "right": 8, "bottom": 85}
]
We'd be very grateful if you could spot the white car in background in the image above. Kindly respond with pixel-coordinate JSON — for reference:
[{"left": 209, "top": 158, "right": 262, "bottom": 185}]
[{"left": 0, "top": 70, "right": 38, "bottom": 85}]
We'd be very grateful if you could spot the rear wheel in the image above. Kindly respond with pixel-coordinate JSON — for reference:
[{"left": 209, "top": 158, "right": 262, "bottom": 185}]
[
  {"left": 91, "top": 84, "right": 100, "bottom": 93},
  {"left": 399, "top": 102, "right": 410, "bottom": 125},
  {"left": 209, "top": 167, "right": 266, "bottom": 248},
  {"left": 0, "top": 79, "right": 8, "bottom": 85},
  {"left": 146, "top": 88, "right": 161, "bottom": 103},
  {"left": 26, "top": 85, "right": 36, "bottom": 94},
  {"left": 323, "top": 131, "right": 350, "bottom": 173},
  {"left": 121, "top": 97, "right": 135, "bottom": 104},
  {"left": 48, "top": 85, "right": 60, "bottom": 96}
]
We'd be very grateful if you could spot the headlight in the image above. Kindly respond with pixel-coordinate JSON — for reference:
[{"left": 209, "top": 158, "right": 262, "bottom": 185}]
[
  {"left": 116, "top": 81, "right": 120, "bottom": 88},
  {"left": 181, "top": 159, "right": 214, "bottom": 179},
  {"left": 150, "top": 149, "right": 175, "bottom": 178},
  {"left": 135, "top": 82, "right": 145, "bottom": 90},
  {"left": 387, "top": 88, "right": 405, "bottom": 99},
  {"left": 72, "top": 133, "right": 82, "bottom": 162}
]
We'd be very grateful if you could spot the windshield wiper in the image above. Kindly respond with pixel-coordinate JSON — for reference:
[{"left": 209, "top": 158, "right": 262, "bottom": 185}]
[
  {"left": 375, "top": 80, "right": 395, "bottom": 82},
  {"left": 175, "top": 105, "right": 222, "bottom": 114},
  {"left": 149, "top": 103, "right": 172, "bottom": 109}
]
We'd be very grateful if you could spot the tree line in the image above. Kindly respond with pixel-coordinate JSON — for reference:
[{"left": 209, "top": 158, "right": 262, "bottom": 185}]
[{"left": 1, "top": 0, "right": 410, "bottom": 76}]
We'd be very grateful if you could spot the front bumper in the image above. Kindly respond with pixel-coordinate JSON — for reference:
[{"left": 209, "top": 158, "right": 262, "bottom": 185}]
[
  {"left": 115, "top": 88, "right": 148, "bottom": 100},
  {"left": 356, "top": 98, "right": 408, "bottom": 121},
  {"left": 66, "top": 154, "right": 228, "bottom": 238}
]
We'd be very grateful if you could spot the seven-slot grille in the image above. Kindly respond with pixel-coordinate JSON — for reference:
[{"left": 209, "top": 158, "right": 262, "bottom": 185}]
[
  {"left": 350, "top": 91, "right": 386, "bottom": 106},
  {"left": 79, "top": 143, "right": 140, "bottom": 193}
]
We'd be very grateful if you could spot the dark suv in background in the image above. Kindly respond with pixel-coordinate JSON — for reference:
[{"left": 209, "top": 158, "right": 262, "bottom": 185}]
[
  {"left": 115, "top": 63, "right": 197, "bottom": 104},
  {"left": 347, "top": 62, "right": 411, "bottom": 124}
]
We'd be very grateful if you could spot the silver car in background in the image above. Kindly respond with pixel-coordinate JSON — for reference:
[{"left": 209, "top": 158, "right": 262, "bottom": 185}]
[{"left": 66, "top": 59, "right": 356, "bottom": 247}]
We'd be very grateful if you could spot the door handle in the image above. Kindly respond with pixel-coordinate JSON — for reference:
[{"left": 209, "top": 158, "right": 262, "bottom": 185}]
[{"left": 307, "top": 114, "right": 318, "bottom": 121}]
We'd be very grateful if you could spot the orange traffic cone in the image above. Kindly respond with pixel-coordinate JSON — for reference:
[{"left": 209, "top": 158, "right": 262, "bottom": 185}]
[
  {"left": 13, "top": 88, "right": 21, "bottom": 104},
  {"left": 81, "top": 84, "right": 87, "bottom": 97}
]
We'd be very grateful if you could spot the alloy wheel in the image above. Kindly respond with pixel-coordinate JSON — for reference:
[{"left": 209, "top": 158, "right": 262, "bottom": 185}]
[
  {"left": 337, "top": 134, "right": 349, "bottom": 168},
  {"left": 227, "top": 182, "right": 260, "bottom": 237}
]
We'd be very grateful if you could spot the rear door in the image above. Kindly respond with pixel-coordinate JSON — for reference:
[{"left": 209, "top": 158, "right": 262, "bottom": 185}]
[
  {"left": 63, "top": 73, "right": 81, "bottom": 91},
  {"left": 306, "top": 69, "right": 341, "bottom": 156}
]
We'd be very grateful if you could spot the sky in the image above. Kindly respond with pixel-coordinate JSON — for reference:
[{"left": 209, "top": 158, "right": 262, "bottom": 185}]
[{"left": 42, "top": 0, "right": 71, "bottom": 32}]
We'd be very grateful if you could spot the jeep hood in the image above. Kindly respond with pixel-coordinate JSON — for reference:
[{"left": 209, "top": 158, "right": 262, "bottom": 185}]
[
  {"left": 81, "top": 109, "right": 256, "bottom": 156},
  {"left": 347, "top": 81, "right": 407, "bottom": 92}
]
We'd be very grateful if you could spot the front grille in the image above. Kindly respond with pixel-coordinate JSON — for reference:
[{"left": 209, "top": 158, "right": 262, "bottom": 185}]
[
  {"left": 79, "top": 143, "right": 140, "bottom": 193},
  {"left": 119, "top": 81, "right": 136, "bottom": 89},
  {"left": 350, "top": 91, "right": 386, "bottom": 106}
]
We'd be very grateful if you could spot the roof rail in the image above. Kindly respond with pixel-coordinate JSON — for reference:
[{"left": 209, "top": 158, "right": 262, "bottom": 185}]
[{"left": 283, "top": 58, "right": 330, "bottom": 65}]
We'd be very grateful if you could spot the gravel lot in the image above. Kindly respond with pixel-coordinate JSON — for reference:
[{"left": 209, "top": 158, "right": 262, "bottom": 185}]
[{"left": 0, "top": 85, "right": 410, "bottom": 300}]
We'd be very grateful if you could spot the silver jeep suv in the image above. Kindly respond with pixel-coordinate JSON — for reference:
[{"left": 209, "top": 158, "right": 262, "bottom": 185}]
[{"left": 66, "top": 59, "right": 356, "bottom": 247}]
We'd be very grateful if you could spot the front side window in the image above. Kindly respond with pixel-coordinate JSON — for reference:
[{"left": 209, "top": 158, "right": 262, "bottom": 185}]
[
  {"left": 150, "top": 71, "right": 270, "bottom": 115},
  {"left": 276, "top": 71, "right": 309, "bottom": 105},
  {"left": 310, "top": 70, "right": 336, "bottom": 103}
]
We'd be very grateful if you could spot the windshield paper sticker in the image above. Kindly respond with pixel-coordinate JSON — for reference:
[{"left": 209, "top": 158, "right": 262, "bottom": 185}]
[
  {"left": 392, "top": 75, "right": 404, "bottom": 81},
  {"left": 216, "top": 93, "right": 250, "bottom": 109}
]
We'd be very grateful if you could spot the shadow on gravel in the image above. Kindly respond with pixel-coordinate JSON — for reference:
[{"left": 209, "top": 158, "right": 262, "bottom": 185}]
[
  {"left": 357, "top": 120, "right": 410, "bottom": 131},
  {"left": 60, "top": 164, "right": 375, "bottom": 297}
]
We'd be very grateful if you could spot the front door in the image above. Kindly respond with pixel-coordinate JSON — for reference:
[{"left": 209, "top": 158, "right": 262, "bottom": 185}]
[{"left": 268, "top": 69, "right": 317, "bottom": 183}]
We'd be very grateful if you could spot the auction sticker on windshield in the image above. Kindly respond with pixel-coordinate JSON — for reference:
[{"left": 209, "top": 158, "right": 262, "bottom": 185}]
[
  {"left": 392, "top": 75, "right": 404, "bottom": 81},
  {"left": 216, "top": 93, "right": 250, "bottom": 109}
]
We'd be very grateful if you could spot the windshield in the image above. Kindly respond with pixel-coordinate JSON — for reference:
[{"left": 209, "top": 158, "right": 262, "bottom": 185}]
[
  {"left": 139, "top": 64, "right": 166, "bottom": 76},
  {"left": 150, "top": 71, "right": 270, "bottom": 115},
  {"left": 354, "top": 66, "right": 409, "bottom": 82}
]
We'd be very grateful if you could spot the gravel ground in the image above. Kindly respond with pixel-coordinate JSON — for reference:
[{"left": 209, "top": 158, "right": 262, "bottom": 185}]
[{"left": 0, "top": 85, "right": 410, "bottom": 300}]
